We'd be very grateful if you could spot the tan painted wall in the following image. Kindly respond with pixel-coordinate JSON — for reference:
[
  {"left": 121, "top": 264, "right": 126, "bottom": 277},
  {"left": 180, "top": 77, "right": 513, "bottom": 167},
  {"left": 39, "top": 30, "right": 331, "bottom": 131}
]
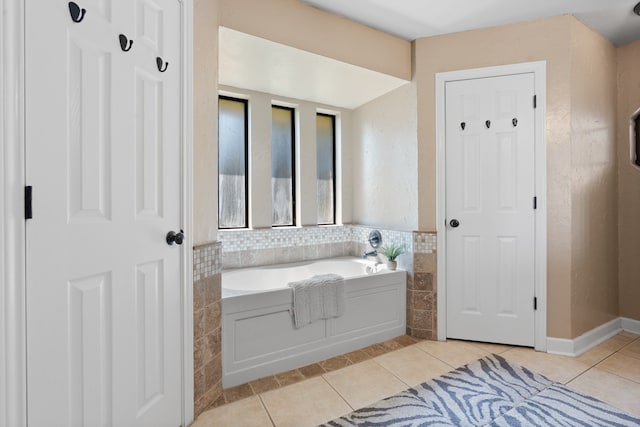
[
  {"left": 569, "top": 20, "right": 619, "bottom": 336},
  {"left": 194, "top": 3, "right": 626, "bottom": 335},
  {"left": 193, "top": 0, "right": 219, "bottom": 245},
  {"left": 415, "top": 15, "right": 574, "bottom": 338},
  {"left": 415, "top": 16, "right": 619, "bottom": 339},
  {"left": 617, "top": 40, "right": 640, "bottom": 321},
  {"left": 351, "top": 82, "right": 419, "bottom": 231},
  {"left": 218, "top": 0, "right": 411, "bottom": 81}
]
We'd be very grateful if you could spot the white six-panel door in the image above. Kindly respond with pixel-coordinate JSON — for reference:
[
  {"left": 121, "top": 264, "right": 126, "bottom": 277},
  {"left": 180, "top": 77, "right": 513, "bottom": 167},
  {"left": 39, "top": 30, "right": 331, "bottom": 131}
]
[
  {"left": 445, "top": 73, "right": 536, "bottom": 347},
  {"left": 25, "top": 1, "right": 183, "bottom": 426}
]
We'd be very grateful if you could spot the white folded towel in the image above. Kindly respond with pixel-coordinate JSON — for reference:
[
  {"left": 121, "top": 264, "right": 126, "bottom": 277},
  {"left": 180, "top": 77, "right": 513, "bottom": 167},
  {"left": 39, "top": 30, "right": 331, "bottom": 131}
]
[{"left": 288, "top": 274, "right": 344, "bottom": 329}]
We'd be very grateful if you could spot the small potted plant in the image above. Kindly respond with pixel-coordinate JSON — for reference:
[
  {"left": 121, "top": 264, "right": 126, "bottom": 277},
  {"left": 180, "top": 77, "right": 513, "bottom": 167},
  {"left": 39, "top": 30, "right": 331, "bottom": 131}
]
[{"left": 381, "top": 243, "right": 405, "bottom": 270}]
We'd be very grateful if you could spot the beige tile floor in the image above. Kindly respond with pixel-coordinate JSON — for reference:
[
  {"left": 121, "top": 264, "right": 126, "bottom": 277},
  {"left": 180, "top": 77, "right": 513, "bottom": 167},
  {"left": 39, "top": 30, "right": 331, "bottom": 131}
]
[{"left": 192, "top": 332, "right": 640, "bottom": 427}]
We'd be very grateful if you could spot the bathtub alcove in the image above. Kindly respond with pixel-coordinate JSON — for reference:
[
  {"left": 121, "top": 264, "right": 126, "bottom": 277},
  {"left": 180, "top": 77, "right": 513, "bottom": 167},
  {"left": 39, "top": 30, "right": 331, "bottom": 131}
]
[{"left": 221, "top": 257, "right": 406, "bottom": 388}]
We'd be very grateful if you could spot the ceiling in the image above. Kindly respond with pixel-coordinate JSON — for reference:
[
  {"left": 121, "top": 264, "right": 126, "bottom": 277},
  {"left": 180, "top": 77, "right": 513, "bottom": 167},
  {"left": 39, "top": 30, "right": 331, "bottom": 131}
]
[
  {"left": 302, "top": 0, "right": 640, "bottom": 46},
  {"left": 219, "top": 1, "right": 640, "bottom": 110}
]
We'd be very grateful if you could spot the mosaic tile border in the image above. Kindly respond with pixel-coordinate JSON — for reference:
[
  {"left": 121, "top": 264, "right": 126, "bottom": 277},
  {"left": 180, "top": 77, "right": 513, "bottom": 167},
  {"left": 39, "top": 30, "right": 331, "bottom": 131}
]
[
  {"left": 219, "top": 226, "right": 350, "bottom": 252},
  {"left": 193, "top": 241, "right": 222, "bottom": 281},
  {"left": 219, "top": 225, "right": 421, "bottom": 254},
  {"left": 413, "top": 231, "right": 437, "bottom": 254},
  {"left": 351, "top": 225, "right": 413, "bottom": 253}
]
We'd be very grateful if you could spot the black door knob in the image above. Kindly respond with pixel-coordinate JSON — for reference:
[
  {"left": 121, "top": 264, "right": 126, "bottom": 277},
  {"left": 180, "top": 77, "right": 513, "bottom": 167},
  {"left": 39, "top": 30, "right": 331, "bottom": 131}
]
[
  {"left": 449, "top": 219, "right": 460, "bottom": 228},
  {"left": 166, "top": 230, "right": 184, "bottom": 245}
]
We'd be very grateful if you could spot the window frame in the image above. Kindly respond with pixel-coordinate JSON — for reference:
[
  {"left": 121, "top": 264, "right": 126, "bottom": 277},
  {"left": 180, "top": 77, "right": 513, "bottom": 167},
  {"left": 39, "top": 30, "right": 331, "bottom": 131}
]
[
  {"left": 218, "top": 95, "right": 249, "bottom": 230},
  {"left": 271, "top": 104, "right": 297, "bottom": 227},
  {"left": 316, "top": 112, "right": 337, "bottom": 226}
]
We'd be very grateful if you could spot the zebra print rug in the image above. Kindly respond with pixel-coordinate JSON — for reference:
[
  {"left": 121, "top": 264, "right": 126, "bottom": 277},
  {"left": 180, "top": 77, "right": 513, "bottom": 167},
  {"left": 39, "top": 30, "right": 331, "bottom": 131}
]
[{"left": 320, "top": 354, "right": 640, "bottom": 426}]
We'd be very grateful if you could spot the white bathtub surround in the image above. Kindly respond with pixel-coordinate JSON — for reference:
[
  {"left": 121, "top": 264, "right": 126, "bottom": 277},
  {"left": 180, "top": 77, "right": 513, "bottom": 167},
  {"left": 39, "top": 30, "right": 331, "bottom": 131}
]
[
  {"left": 289, "top": 274, "right": 345, "bottom": 328},
  {"left": 221, "top": 257, "right": 406, "bottom": 388}
]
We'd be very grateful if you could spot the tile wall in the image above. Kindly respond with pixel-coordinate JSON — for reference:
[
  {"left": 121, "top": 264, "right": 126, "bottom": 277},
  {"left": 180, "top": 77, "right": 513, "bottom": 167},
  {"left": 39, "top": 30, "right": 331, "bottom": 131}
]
[
  {"left": 193, "top": 242, "right": 223, "bottom": 417},
  {"left": 408, "top": 232, "right": 438, "bottom": 339},
  {"left": 219, "top": 225, "right": 413, "bottom": 269}
]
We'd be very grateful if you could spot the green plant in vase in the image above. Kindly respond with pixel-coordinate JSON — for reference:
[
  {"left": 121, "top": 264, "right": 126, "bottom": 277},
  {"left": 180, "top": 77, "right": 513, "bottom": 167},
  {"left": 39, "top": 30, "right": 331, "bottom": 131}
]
[{"left": 380, "top": 243, "right": 405, "bottom": 270}]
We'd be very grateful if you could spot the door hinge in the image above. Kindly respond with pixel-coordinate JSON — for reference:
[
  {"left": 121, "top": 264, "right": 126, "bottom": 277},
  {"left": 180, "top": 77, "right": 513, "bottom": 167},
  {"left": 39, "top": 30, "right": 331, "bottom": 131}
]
[
  {"left": 533, "top": 196, "right": 537, "bottom": 210},
  {"left": 533, "top": 95, "right": 537, "bottom": 109},
  {"left": 534, "top": 297, "right": 538, "bottom": 311},
  {"left": 25, "top": 186, "right": 33, "bottom": 220}
]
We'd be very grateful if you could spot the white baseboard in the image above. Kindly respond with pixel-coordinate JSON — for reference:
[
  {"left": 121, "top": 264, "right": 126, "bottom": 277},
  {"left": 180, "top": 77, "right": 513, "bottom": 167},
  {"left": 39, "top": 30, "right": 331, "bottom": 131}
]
[
  {"left": 621, "top": 317, "right": 640, "bottom": 335},
  {"left": 547, "top": 317, "right": 623, "bottom": 357},
  {"left": 545, "top": 337, "right": 574, "bottom": 356}
]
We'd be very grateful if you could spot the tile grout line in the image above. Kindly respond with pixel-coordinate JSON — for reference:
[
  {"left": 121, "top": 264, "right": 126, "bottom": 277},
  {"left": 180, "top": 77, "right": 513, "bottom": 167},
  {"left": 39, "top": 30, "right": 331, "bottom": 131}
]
[
  {"left": 554, "top": 333, "right": 640, "bottom": 385},
  {"left": 590, "top": 340, "right": 640, "bottom": 385},
  {"left": 369, "top": 356, "right": 413, "bottom": 389},
  {"left": 319, "top": 375, "right": 356, "bottom": 412},
  {"left": 564, "top": 364, "right": 598, "bottom": 385},
  {"left": 586, "top": 365, "right": 640, "bottom": 386},
  {"left": 411, "top": 342, "right": 460, "bottom": 369},
  {"left": 256, "top": 393, "right": 277, "bottom": 427}
]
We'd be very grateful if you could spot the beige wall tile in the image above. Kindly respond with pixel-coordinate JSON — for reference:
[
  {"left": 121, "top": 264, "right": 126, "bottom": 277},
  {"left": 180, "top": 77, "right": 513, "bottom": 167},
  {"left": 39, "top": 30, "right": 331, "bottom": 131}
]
[
  {"left": 224, "top": 383, "right": 254, "bottom": 404},
  {"left": 298, "top": 363, "right": 326, "bottom": 378},
  {"left": 320, "top": 355, "right": 352, "bottom": 372},
  {"left": 194, "top": 308, "right": 206, "bottom": 341},
  {"left": 414, "top": 272, "right": 433, "bottom": 291},
  {"left": 344, "top": 349, "right": 370, "bottom": 364},
  {"left": 249, "top": 376, "right": 279, "bottom": 394},
  {"left": 275, "top": 369, "right": 306, "bottom": 387}
]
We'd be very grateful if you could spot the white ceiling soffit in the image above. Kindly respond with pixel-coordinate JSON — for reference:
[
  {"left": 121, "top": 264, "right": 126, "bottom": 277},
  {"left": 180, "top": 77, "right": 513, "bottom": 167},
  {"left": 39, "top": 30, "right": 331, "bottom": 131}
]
[
  {"left": 218, "top": 27, "right": 410, "bottom": 110},
  {"left": 302, "top": 0, "right": 640, "bottom": 46}
]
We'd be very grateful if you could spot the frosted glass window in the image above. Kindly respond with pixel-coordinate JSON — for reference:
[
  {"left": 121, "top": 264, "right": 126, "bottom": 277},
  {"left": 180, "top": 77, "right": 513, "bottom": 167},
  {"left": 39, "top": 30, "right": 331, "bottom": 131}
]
[
  {"left": 272, "top": 106, "right": 296, "bottom": 226},
  {"left": 317, "top": 113, "right": 336, "bottom": 225},
  {"left": 218, "top": 96, "right": 248, "bottom": 229}
]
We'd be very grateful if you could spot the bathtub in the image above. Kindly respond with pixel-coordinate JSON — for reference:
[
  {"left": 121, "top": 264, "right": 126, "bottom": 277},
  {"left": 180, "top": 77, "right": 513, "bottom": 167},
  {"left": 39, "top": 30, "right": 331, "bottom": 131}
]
[{"left": 221, "top": 257, "right": 406, "bottom": 388}]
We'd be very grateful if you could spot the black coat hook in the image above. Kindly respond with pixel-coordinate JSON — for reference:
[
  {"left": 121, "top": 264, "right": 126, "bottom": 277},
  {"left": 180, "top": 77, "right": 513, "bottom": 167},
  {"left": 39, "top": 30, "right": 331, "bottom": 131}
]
[
  {"left": 485, "top": 120, "right": 491, "bottom": 129},
  {"left": 512, "top": 118, "right": 518, "bottom": 127},
  {"left": 119, "top": 34, "right": 133, "bottom": 52},
  {"left": 68, "top": 2, "right": 86, "bottom": 23},
  {"left": 461, "top": 122, "right": 466, "bottom": 130},
  {"left": 156, "top": 57, "right": 168, "bottom": 72}
]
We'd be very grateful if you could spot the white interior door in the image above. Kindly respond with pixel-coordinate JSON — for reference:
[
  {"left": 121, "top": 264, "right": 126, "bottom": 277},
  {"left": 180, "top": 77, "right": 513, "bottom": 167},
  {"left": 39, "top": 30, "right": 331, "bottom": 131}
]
[
  {"left": 25, "top": 1, "right": 184, "bottom": 426},
  {"left": 445, "top": 73, "right": 536, "bottom": 347}
]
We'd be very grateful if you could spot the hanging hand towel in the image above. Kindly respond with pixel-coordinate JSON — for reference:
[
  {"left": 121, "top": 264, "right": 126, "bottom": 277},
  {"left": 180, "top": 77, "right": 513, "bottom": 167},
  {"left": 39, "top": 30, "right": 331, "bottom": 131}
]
[{"left": 288, "top": 274, "right": 344, "bottom": 329}]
